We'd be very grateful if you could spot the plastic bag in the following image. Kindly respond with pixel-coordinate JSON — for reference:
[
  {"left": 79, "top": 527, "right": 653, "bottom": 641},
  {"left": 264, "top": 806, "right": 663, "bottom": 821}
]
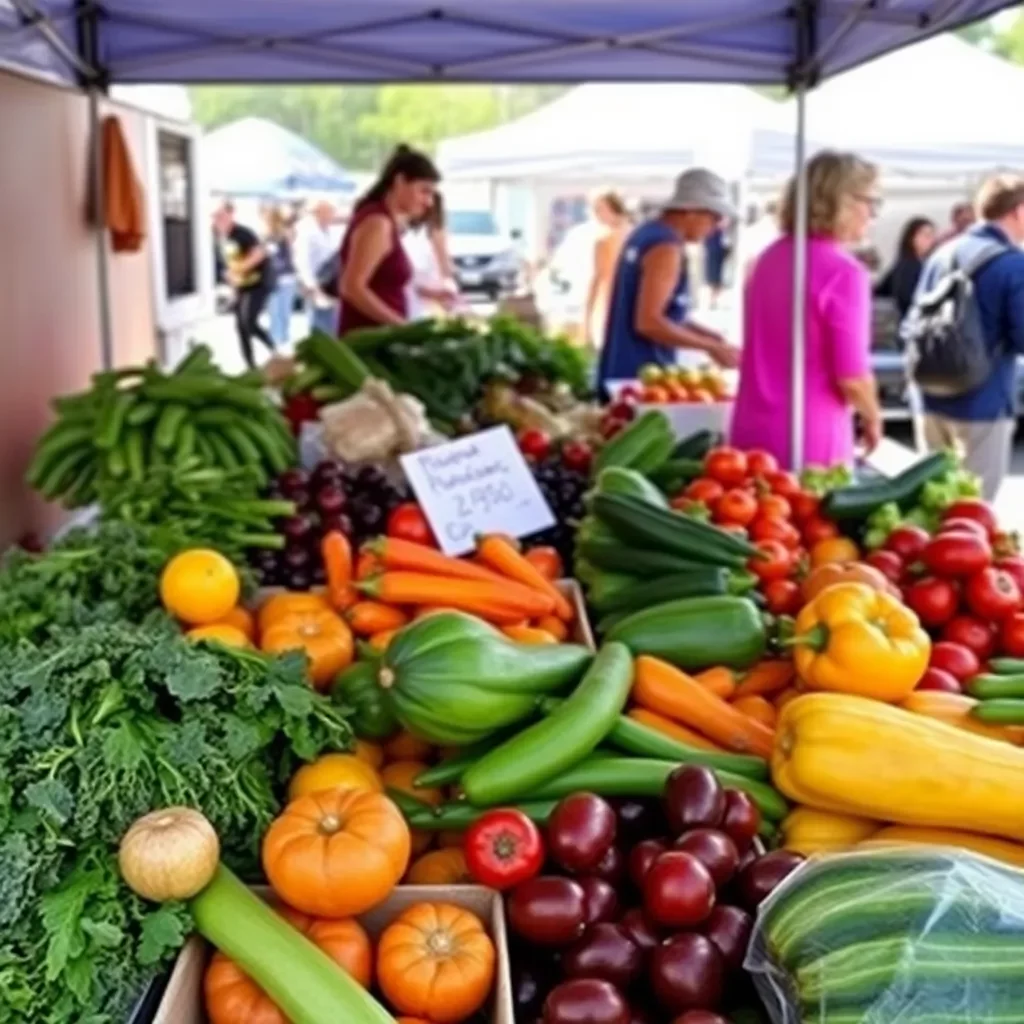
[
  {"left": 745, "top": 847, "right": 1024, "bottom": 1023},
  {"left": 319, "top": 378, "right": 431, "bottom": 464}
]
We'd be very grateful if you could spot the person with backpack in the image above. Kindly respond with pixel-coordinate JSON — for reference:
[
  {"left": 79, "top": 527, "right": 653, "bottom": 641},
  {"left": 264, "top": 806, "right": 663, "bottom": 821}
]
[{"left": 902, "top": 175, "right": 1024, "bottom": 500}]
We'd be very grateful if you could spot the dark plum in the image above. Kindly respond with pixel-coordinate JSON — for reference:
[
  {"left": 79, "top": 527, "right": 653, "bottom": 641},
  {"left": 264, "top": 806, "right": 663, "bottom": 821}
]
[
  {"left": 277, "top": 468, "right": 309, "bottom": 496},
  {"left": 282, "top": 546, "right": 311, "bottom": 571},
  {"left": 315, "top": 486, "right": 347, "bottom": 515},
  {"left": 577, "top": 877, "right": 619, "bottom": 925},
  {"left": 562, "top": 923, "right": 643, "bottom": 989},
  {"left": 591, "top": 846, "right": 626, "bottom": 886},
  {"left": 650, "top": 934, "right": 725, "bottom": 1014},
  {"left": 664, "top": 766, "right": 725, "bottom": 836},
  {"left": 613, "top": 800, "right": 663, "bottom": 844},
  {"left": 279, "top": 514, "right": 314, "bottom": 542},
  {"left": 674, "top": 829, "right": 740, "bottom": 889},
  {"left": 548, "top": 794, "right": 617, "bottom": 873},
  {"left": 702, "top": 904, "right": 753, "bottom": 972}
]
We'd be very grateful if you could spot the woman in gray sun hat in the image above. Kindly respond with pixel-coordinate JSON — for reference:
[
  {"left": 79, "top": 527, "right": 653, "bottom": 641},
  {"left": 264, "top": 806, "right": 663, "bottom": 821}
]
[{"left": 597, "top": 168, "right": 740, "bottom": 398}]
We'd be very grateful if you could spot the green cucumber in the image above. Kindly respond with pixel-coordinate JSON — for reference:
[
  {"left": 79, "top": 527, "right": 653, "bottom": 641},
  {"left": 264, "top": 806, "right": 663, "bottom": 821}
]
[
  {"left": 608, "top": 595, "right": 766, "bottom": 671},
  {"left": 143, "top": 377, "right": 228, "bottom": 403},
  {"left": 26, "top": 423, "right": 93, "bottom": 486},
  {"left": 972, "top": 699, "right": 1024, "bottom": 724},
  {"left": 673, "top": 429, "right": 717, "bottom": 460},
  {"left": 394, "top": 792, "right": 558, "bottom": 831},
  {"left": 630, "top": 429, "right": 675, "bottom": 475},
  {"left": 125, "top": 400, "right": 159, "bottom": 427},
  {"left": 594, "top": 411, "right": 671, "bottom": 473},
  {"left": 594, "top": 568, "right": 729, "bottom": 615},
  {"left": 967, "top": 674, "right": 1024, "bottom": 700},
  {"left": 577, "top": 537, "right": 712, "bottom": 577},
  {"left": 173, "top": 422, "right": 197, "bottom": 470},
  {"left": 461, "top": 643, "right": 634, "bottom": 806},
  {"left": 587, "top": 571, "right": 645, "bottom": 612},
  {"left": 154, "top": 403, "right": 189, "bottom": 451},
  {"left": 990, "top": 658, "right": 1024, "bottom": 676},
  {"left": 124, "top": 428, "right": 146, "bottom": 482},
  {"left": 823, "top": 450, "right": 955, "bottom": 520},
  {"left": 414, "top": 728, "right": 523, "bottom": 788},
  {"left": 175, "top": 344, "right": 214, "bottom": 374},
  {"left": 593, "top": 466, "right": 669, "bottom": 507},
  {"left": 222, "top": 422, "right": 264, "bottom": 468},
  {"left": 95, "top": 390, "right": 136, "bottom": 450},
  {"left": 648, "top": 457, "right": 704, "bottom": 491}
]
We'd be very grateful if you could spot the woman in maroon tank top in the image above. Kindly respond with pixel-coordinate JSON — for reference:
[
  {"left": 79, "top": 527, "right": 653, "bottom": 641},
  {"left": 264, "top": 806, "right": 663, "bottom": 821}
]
[{"left": 338, "top": 145, "right": 440, "bottom": 336}]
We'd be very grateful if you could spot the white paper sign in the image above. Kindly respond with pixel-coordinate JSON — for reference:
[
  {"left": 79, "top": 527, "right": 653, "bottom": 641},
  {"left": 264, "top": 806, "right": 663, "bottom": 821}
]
[
  {"left": 862, "top": 437, "right": 920, "bottom": 479},
  {"left": 400, "top": 426, "right": 556, "bottom": 556}
]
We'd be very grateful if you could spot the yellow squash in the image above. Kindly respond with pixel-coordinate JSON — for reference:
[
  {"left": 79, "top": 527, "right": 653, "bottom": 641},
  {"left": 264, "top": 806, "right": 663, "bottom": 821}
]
[
  {"left": 773, "top": 692, "right": 1024, "bottom": 843},
  {"left": 781, "top": 806, "right": 880, "bottom": 856},
  {"left": 792, "top": 582, "right": 929, "bottom": 702},
  {"left": 863, "top": 825, "right": 1024, "bottom": 869}
]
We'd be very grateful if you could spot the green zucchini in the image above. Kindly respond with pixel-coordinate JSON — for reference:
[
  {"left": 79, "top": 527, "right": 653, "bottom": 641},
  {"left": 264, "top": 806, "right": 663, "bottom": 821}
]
[
  {"left": 586, "top": 571, "right": 645, "bottom": 612},
  {"left": 461, "top": 642, "right": 634, "bottom": 806},
  {"left": 577, "top": 537, "right": 712, "bottom": 577},
  {"left": 608, "top": 595, "right": 766, "bottom": 670},
  {"left": 630, "top": 429, "right": 675, "bottom": 475},
  {"left": 823, "top": 451, "right": 954, "bottom": 521},
  {"left": 594, "top": 568, "right": 730, "bottom": 615},
  {"left": 967, "top": 674, "right": 1024, "bottom": 700},
  {"left": 593, "top": 466, "right": 669, "bottom": 507},
  {"left": 649, "top": 457, "right": 704, "bottom": 491},
  {"left": 593, "top": 411, "right": 672, "bottom": 474},
  {"left": 596, "top": 610, "right": 630, "bottom": 635},
  {"left": 395, "top": 792, "right": 558, "bottom": 830},
  {"left": 673, "top": 429, "right": 718, "bottom": 460}
]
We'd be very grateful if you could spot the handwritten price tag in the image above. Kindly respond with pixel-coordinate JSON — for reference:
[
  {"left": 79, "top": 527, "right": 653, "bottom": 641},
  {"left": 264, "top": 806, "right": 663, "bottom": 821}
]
[{"left": 400, "top": 426, "right": 556, "bottom": 556}]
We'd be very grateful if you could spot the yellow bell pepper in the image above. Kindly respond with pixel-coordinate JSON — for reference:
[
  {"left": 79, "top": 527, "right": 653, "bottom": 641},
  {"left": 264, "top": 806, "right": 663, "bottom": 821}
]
[{"left": 792, "top": 582, "right": 930, "bottom": 702}]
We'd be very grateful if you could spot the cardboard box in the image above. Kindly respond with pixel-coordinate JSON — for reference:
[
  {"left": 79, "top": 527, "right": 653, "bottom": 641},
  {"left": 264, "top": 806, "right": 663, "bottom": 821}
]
[{"left": 153, "top": 885, "right": 512, "bottom": 1024}]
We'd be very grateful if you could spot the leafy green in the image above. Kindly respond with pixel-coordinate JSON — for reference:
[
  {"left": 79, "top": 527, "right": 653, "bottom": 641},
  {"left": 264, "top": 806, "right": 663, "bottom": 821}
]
[{"left": 0, "top": 614, "right": 352, "bottom": 1023}]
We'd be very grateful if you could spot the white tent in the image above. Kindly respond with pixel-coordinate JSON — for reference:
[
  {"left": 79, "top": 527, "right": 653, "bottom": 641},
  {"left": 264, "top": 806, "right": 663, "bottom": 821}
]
[
  {"left": 437, "top": 82, "right": 806, "bottom": 182},
  {"left": 792, "top": 35, "right": 1024, "bottom": 176}
]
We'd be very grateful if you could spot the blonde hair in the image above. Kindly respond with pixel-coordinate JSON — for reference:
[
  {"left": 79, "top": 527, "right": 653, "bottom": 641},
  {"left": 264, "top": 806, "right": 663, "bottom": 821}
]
[
  {"left": 779, "top": 150, "right": 877, "bottom": 237},
  {"left": 591, "top": 189, "right": 628, "bottom": 219},
  {"left": 976, "top": 174, "right": 1024, "bottom": 221}
]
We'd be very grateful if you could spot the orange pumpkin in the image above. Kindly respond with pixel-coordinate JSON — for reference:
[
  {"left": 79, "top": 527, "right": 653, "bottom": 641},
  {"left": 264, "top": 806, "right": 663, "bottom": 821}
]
[
  {"left": 377, "top": 903, "right": 496, "bottom": 1023},
  {"left": 204, "top": 904, "right": 373, "bottom": 1024},
  {"left": 257, "top": 591, "right": 332, "bottom": 632},
  {"left": 801, "top": 561, "right": 891, "bottom": 602},
  {"left": 262, "top": 789, "right": 410, "bottom": 917},
  {"left": 406, "top": 848, "right": 471, "bottom": 885},
  {"left": 381, "top": 761, "right": 441, "bottom": 856},
  {"left": 261, "top": 608, "right": 354, "bottom": 689}
]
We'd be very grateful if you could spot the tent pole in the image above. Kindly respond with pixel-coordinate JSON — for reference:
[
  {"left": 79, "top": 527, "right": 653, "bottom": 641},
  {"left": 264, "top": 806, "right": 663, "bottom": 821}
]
[
  {"left": 790, "top": 81, "right": 808, "bottom": 472},
  {"left": 89, "top": 87, "right": 115, "bottom": 371}
]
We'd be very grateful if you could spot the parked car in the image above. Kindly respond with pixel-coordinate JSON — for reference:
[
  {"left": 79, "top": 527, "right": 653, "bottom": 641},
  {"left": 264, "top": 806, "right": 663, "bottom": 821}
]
[{"left": 448, "top": 210, "right": 522, "bottom": 300}]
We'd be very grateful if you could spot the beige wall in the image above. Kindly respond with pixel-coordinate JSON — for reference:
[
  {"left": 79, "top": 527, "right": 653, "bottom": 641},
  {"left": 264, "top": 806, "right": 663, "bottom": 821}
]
[{"left": 0, "top": 69, "right": 156, "bottom": 546}]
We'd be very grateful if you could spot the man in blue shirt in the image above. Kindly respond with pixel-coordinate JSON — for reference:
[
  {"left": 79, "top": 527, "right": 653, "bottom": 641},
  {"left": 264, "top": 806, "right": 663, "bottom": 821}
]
[{"left": 916, "top": 175, "right": 1024, "bottom": 500}]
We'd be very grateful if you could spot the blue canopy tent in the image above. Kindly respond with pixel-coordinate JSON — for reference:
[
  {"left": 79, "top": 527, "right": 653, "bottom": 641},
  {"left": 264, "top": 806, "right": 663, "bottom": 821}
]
[
  {"left": 202, "top": 116, "right": 356, "bottom": 198},
  {"left": 0, "top": 0, "right": 1018, "bottom": 467}
]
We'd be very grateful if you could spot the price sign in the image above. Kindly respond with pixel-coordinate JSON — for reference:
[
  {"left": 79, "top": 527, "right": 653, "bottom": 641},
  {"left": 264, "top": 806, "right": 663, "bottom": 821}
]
[
  {"left": 400, "top": 426, "right": 556, "bottom": 556},
  {"left": 862, "top": 438, "right": 920, "bottom": 479}
]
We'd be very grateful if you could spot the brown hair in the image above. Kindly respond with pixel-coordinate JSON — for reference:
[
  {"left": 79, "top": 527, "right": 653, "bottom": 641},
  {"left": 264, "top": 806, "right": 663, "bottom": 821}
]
[
  {"left": 976, "top": 175, "right": 1024, "bottom": 222},
  {"left": 779, "top": 150, "right": 877, "bottom": 237},
  {"left": 412, "top": 192, "right": 446, "bottom": 232},
  {"left": 592, "top": 190, "right": 628, "bottom": 218},
  {"left": 358, "top": 144, "right": 440, "bottom": 210}
]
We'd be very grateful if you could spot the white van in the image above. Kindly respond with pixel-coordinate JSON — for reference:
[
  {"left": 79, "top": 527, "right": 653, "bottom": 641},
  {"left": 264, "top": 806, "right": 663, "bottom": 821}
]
[{"left": 447, "top": 210, "right": 521, "bottom": 300}]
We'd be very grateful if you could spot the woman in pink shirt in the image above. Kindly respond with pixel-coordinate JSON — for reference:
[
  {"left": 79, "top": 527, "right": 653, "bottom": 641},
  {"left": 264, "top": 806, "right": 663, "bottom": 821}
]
[{"left": 731, "top": 151, "right": 884, "bottom": 469}]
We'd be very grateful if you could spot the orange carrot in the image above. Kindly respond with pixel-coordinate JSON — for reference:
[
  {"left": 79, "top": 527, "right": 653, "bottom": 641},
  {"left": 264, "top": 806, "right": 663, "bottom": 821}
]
[
  {"left": 536, "top": 615, "right": 569, "bottom": 641},
  {"left": 627, "top": 708, "right": 726, "bottom": 752},
  {"left": 693, "top": 666, "right": 738, "bottom": 701},
  {"left": 369, "top": 537, "right": 506, "bottom": 584},
  {"left": 502, "top": 625, "right": 558, "bottom": 645},
  {"left": 732, "top": 695, "right": 778, "bottom": 729},
  {"left": 632, "top": 656, "right": 775, "bottom": 759},
  {"left": 360, "top": 572, "right": 555, "bottom": 619},
  {"left": 733, "top": 660, "right": 796, "bottom": 701},
  {"left": 356, "top": 549, "right": 382, "bottom": 580},
  {"left": 524, "top": 546, "right": 563, "bottom": 581},
  {"left": 345, "top": 601, "right": 409, "bottom": 636},
  {"left": 476, "top": 534, "right": 574, "bottom": 622},
  {"left": 368, "top": 628, "right": 398, "bottom": 652},
  {"left": 322, "top": 531, "right": 355, "bottom": 611}
]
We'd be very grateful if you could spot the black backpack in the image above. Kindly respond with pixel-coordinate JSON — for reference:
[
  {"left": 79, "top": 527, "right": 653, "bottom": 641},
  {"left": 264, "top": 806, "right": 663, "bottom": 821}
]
[{"left": 902, "top": 236, "right": 1008, "bottom": 398}]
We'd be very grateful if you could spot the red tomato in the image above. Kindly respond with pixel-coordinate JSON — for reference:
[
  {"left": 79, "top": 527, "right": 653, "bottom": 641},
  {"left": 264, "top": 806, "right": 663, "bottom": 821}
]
[
  {"left": 704, "top": 447, "right": 748, "bottom": 487},
  {"left": 996, "top": 555, "right": 1024, "bottom": 595},
  {"left": 764, "top": 578, "right": 801, "bottom": 615},
  {"left": 789, "top": 491, "right": 821, "bottom": 524},
  {"left": 965, "top": 567, "right": 1022, "bottom": 620},
  {"left": 561, "top": 440, "right": 593, "bottom": 474},
  {"left": 715, "top": 488, "right": 758, "bottom": 527},
  {"left": 942, "top": 616, "right": 997, "bottom": 661},
  {"left": 518, "top": 428, "right": 552, "bottom": 460},
  {"left": 464, "top": 809, "right": 545, "bottom": 890},
  {"left": 758, "top": 495, "right": 793, "bottom": 521},
  {"left": 746, "top": 450, "right": 779, "bottom": 479},
  {"left": 865, "top": 550, "right": 905, "bottom": 584},
  {"left": 749, "top": 540, "right": 793, "bottom": 582},
  {"left": 386, "top": 502, "right": 437, "bottom": 547},
  {"left": 922, "top": 533, "right": 992, "bottom": 578},
  {"left": 764, "top": 470, "right": 802, "bottom": 498},
  {"left": 929, "top": 641, "right": 981, "bottom": 683},
  {"left": 904, "top": 577, "right": 960, "bottom": 628},
  {"left": 684, "top": 478, "right": 726, "bottom": 506},
  {"left": 606, "top": 400, "right": 637, "bottom": 422},
  {"left": 749, "top": 516, "right": 801, "bottom": 550},
  {"left": 884, "top": 525, "right": 931, "bottom": 563},
  {"left": 939, "top": 518, "right": 990, "bottom": 541},
  {"left": 916, "top": 667, "right": 963, "bottom": 693},
  {"left": 802, "top": 516, "right": 841, "bottom": 547},
  {"left": 943, "top": 499, "right": 998, "bottom": 539},
  {"left": 1001, "top": 613, "right": 1024, "bottom": 658}
]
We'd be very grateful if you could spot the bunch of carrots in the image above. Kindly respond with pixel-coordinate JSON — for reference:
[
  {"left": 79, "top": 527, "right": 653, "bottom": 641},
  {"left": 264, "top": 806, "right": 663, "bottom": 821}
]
[
  {"left": 628, "top": 655, "right": 797, "bottom": 760},
  {"left": 321, "top": 531, "right": 576, "bottom": 652}
]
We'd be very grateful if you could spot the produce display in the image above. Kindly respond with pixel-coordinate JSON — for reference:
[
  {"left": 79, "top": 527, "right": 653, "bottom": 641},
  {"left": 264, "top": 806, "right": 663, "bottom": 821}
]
[
  {"left": 18, "top": 340, "right": 1024, "bottom": 1024},
  {"left": 619, "top": 363, "right": 733, "bottom": 404}
]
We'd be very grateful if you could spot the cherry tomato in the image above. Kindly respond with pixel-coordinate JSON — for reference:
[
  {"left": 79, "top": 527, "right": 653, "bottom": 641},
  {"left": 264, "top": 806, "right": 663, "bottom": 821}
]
[
  {"left": 746, "top": 450, "right": 779, "bottom": 479},
  {"left": 606, "top": 400, "right": 637, "bottom": 422},
  {"left": 758, "top": 495, "right": 793, "bottom": 521},
  {"left": 789, "top": 491, "right": 820, "bottom": 524},
  {"left": 929, "top": 641, "right": 981, "bottom": 683},
  {"left": 943, "top": 499, "right": 998, "bottom": 539},
  {"left": 922, "top": 533, "right": 992, "bottom": 578},
  {"left": 749, "top": 540, "right": 793, "bottom": 583},
  {"left": 715, "top": 488, "right": 758, "bottom": 527},
  {"left": 942, "top": 615, "right": 998, "bottom": 661},
  {"left": 903, "top": 576, "right": 959, "bottom": 628},
  {"left": 750, "top": 516, "right": 801, "bottom": 550},
  {"left": 763, "top": 578, "right": 801, "bottom": 615},
  {"left": 386, "top": 502, "right": 437, "bottom": 547},
  {"left": 561, "top": 440, "right": 593, "bottom": 474},
  {"left": 939, "top": 518, "right": 989, "bottom": 541},
  {"left": 865, "top": 549, "right": 905, "bottom": 584},
  {"left": 916, "top": 667, "right": 962, "bottom": 693},
  {"left": 464, "top": 809, "right": 545, "bottom": 890},
  {"left": 965, "top": 567, "right": 1022, "bottom": 620},
  {"left": 518, "top": 428, "right": 552, "bottom": 460},
  {"left": 802, "top": 516, "right": 841, "bottom": 546},
  {"left": 997, "top": 555, "right": 1024, "bottom": 595},
  {"left": 684, "top": 478, "right": 725, "bottom": 505},
  {"left": 704, "top": 447, "right": 749, "bottom": 487},
  {"left": 1001, "top": 613, "right": 1024, "bottom": 658},
  {"left": 884, "top": 525, "right": 930, "bottom": 563},
  {"left": 764, "top": 470, "right": 802, "bottom": 498}
]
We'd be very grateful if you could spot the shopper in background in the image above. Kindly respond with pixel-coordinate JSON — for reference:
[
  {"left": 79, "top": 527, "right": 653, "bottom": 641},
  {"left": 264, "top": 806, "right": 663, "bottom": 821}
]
[
  {"left": 597, "top": 169, "right": 739, "bottom": 398},
  {"left": 405, "top": 192, "right": 459, "bottom": 320},
  {"left": 937, "top": 201, "right": 977, "bottom": 246},
  {"left": 213, "top": 201, "right": 276, "bottom": 369},
  {"left": 337, "top": 145, "right": 440, "bottom": 335},
  {"left": 295, "top": 197, "right": 340, "bottom": 335},
  {"left": 731, "top": 150, "right": 884, "bottom": 468},
  {"left": 584, "top": 190, "right": 631, "bottom": 348},
  {"left": 264, "top": 206, "right": 298, "bottom": 347},
  {"left": 875, "top": 216, "right": 936, "bottom": 318},
  {"left": 703, "top": 223, "right": 730, "bottom": 309},
  {"left": 912, "top": 175, "right": 1024, "bottom": 500}
]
